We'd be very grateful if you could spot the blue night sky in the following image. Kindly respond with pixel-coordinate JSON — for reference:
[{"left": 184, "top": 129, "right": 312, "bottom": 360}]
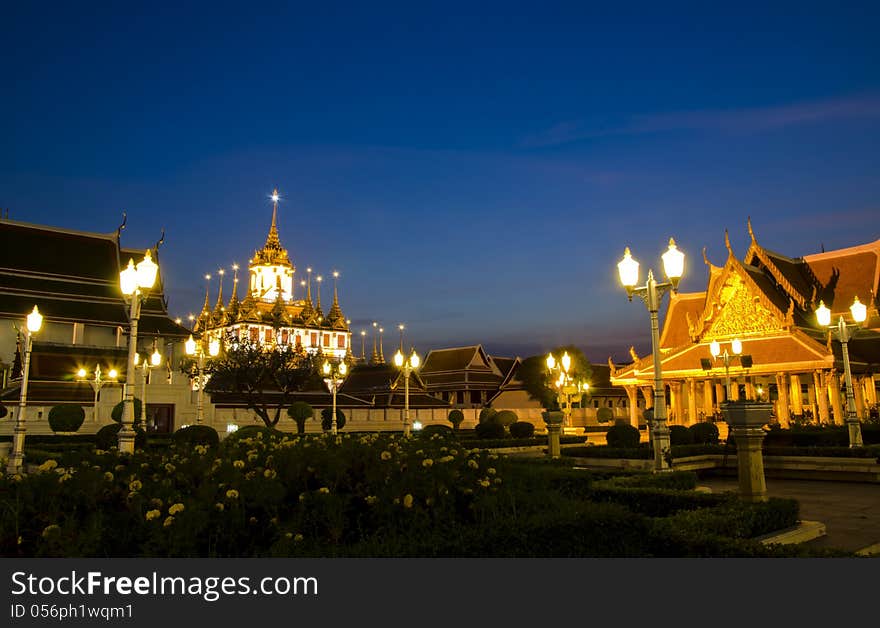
[{"left": 2, "top": 1, "right": 879, "bottom": 362}]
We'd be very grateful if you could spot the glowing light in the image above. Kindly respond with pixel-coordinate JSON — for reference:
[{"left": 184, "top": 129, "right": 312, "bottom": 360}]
[
  {"left": 709, "top": 340, "right": 721, "bottom": 358},
  {"left": 661, "top": 237, "right": 685, "bottom": 282},
  {"left": 815, "top": 300, "right": 831, "bottom": 327},
  {"left": 120, "top": 259, "right": 138, "bottom": 295},
  {"left": 851, "top": 296, "right": 867, "bottom": 323},
  {"left": 136, "top": 250, "right": 158, "bottom": 289},
  {"left": 77, "top": 368, "right": 87, "bottom": 378},
  {"left": 731, "top": 338, "right": 742, "bottom": 355},
  {"left": 150, "top": 348, "right": 162, "bottom": 366},
  {"left": 26, "top": 305, "right": 43, "bottom": 333},
  {"left": 108, "top": 369, "right": 118, "bottom": 379},
  {"left": 413, "top": 421, "right": 423, "bottom": 431},
  {"left": 226, "top": 423, "right": 239, "bottom": 433},
  {"left": 617, "top": 247, "right": 639, "bottom": 288},
  {"left": 185, "top": 335, "right": 196, "bottom": 356}
]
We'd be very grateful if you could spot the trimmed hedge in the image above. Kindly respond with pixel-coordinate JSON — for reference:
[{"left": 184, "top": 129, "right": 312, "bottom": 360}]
[
  {"left": 509, "top": 421, "right": 535, "bottom": 438},
  {"left": 172, "top": 425, "right": 220, "bottom": 448},
  {"left": 225, "top": 425, "right": 287, "bottom": 442},
  {"left": 688, "top": 421, "right": 720, "bottom": 444},
  {"left": 320, "top": 408, "right": 346, "bottom": 432},
  {"left": 478, "top": 408, "right": 497, "bottom": 425},
  {"left": 48, "top": 404, "right": 86, "bottom": 433},
  {"left": 286, "top": 402, "right": 314, "bottom": 434},
  {"left": 668, "top": 424, "right": 693, "bottom": 446},
  {"left": 474, "top": 420, "right": 506, "bottom": 439},
  {"left": 447, "top": 409, "right": 464, "bottom": 430},
  {"left": 605, "top": 423, "right": 641, "bottom": 448},
  {"left": 596, "top": 407, "right": 614, "bottom": 423},
  {"left": 419, "top": 424, "right": 454, "bottom": 439},
  {"left": 494, "top": 411, "right": 518, "bottom": 429},
  {"left": 95, "top": 423, "right": 147, "bottom": 451},
  {"left": 110, "top": 398, "right": 143, "bottom": 424}
]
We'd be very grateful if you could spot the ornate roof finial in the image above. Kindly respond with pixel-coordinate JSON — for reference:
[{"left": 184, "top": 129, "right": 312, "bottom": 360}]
[
  {"left": 252, "top": 189, "right": 290, "bottom": 266},
  {"left": 702, "top": 246, "right": 711, "bottom": 267},
  {"left": 629, "top": 346, "right": 639, "bottom": 363},
  {"left": 747, "top": 216, "right": 756, "bottom": 243},
  {"left": 724, "top": 229, "right": 733, "bottom": 255}
]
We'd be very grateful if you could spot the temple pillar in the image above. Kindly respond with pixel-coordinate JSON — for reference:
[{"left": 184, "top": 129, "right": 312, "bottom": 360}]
[
  {"left": 703, "top": 379, "right": 715, "bottom": 420},
  {"left": 775, "top": 373, "right": 790, "bottom": 429},
  {"left": 813, "top": 371, "right": 830, "bottom": 425},
  {"left": 790, "top": 374, "right": 803, "bottom": 417},
  {"left": 864, "top": 375, "right": 877, "bottom": 405},
  {"left": 715, "top": 382, "right": 725, "bottom": 407},
  {"left": 673, "top": 382, "right": 685, "bottom": 425},
  {"left": 667, "top": 382, "right": 678, "bottom": 425},
  {"left": 625, "top": 386, "right": 640, "bottom": 429},
  {"left": 685, "top": 379, "right": 697, "bottom": 426},
  {"left": 829, "top": 370, "right": 844, "bottom": 427},
  {"left": 729, "top": 378, "right": 741, "bottom": 401},
  {"left": 854, "top": 376, "right": 867, "bottom": 419},
  {"left": 640, "top": 386, "right": 653, "bottom": 410}
]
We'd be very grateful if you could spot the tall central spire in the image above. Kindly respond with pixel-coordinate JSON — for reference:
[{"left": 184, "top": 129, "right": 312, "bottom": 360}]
[{"left": 252, "top": 188, "right": 290, "bottom": 266}]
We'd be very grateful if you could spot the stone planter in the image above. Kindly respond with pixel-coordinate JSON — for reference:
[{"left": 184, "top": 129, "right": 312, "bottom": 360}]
[
  {"left": 721, "top": 401, "right": 773, "bottom": 428},
  {"left": 542, "top": 411, "right": 564, "bottom": 459}
]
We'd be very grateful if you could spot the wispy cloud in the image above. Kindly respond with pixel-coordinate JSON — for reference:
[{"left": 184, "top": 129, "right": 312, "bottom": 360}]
[{"left": 522, "top": 93, "right": 880, "bottom": 148}]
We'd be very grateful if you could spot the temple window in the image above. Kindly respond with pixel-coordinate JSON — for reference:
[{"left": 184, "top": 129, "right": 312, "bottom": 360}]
[
  {"left": 323, "top": 334, "right": 330, "bottom": 347},
  {"left": 249, "top": 327, "right": 259, "bottom": 343},
  {"left": 310, "top": 332, "right": 317, "bottom": 346},
  {"left": 337, "top": 335, "right": 345, "bottom": 349},
  {"left": 281, "top": 329, "right": 289, "bottom": 344},
  {"left": 265, "top": 329, "right": 273, "bottom": 343}
]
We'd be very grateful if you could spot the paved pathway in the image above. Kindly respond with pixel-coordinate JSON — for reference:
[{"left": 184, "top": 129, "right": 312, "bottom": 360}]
[{"left": 696, "top": 475, "right": 880, "bottom": 554}]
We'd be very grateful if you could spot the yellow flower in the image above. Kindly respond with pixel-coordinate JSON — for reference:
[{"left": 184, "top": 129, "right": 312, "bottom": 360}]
[
  {"left": 38, "top": 459, "right": 58, "bottom": 472},
  {"left": 365, "top": 495, "right": 378, "bottom": 505},
  {"left": 285, "top": 532, "right": 293, "bottom": 539},
  {"left": 164, "top": 463, "right": 176, "bottom": 473},
  {"left": 487, "top": 468, "right": 496, "bottom": 475},
  {"left": 226, "top": 489, "right": 239, "bottom": 499},
  {"left": 403, "top": 494, "right": 414, "bottom": 509},
  {"left": 247, "top": 454, "right": 259, "bottom": 462},
  {"left": 294, "top": 533, "right": 304, "bottom": 543},
  {"left": 438, "top": 455, "right": 454, "bottom": 463},
  {"left": 264, "top": 469, "right": 277, "bottom": 479},
  {"left": 233, "top": 460, "right": 245, "bottom": 469},
  {"left": 194, "top": 445, "right": 207, "bottom": 455},
  {"left": 215, "top": 502, "right": 225, "bottom": 512},
  {"left": 145, "top": 509, "right": 161, "bottom": 521},
  {"left": 318, "top": 487, "right": 330, "bottom": 494},
  {"left": 163, "top": 516, "right": 174, "bottom": 527},
  {"left": 169, "top": 503, "right": 185, "bottom": 516},
  {"left": 129, "top": 480, "right": 143, "bottom": 492},
  {"left": 380, "top": 451, "right": 392, "bottom": 461},
  {"left": 41, "top": 524, "right": 61, "bottom": 538},
  {"left": 478, "top": 479, "right": 490, "bottom": 488},
  {"left": 468, "top": 459, "right": 479, "bottom": 469},
  {"left": 59, "top": 473, "right": 72, "bottom": 483},
  {"left": 422, "top": 458, "right": 434, "bottom": 468},
  {"left": 103, "top": 472, "right": 114, "bottom": 482}
]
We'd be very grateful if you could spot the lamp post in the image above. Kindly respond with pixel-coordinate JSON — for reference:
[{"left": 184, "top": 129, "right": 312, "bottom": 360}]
[
  {"left": 709, "top": 338, "right": 747, "bottom": 401},
  {"left": 322, "top": 359, "right": 348, "bottom": 435},
  {"left": 185, "top": 334, "right": 220, "bottom": 424},
  {"left": 545, "top": 351, "right": 589, "bottom": 428},
  {"left": 134, "top": 345, "right": 163, "bottom": 429},
  {"left": 816, "top": 297, "right": 867, "bottom": 448},
  {"left": 119, "top": 250, "right": 159, "bottom": 453},
  {"left": 7, "top": 306, "right": 43, "bottom": 474},
  {"left": 76, "top": 364, "right": 118, "bottom": 424},
  {"left": 394, "top": 348, "right": 421, "bottom": 437},
  {"left": 617, "top": 238, "right": 685, "bottom": 472}
]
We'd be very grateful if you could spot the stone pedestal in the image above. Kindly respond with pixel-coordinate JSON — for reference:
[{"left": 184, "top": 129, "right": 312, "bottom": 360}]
[
  {"left": 722, "top": 401, "right": 772, "bottom": 503},
  {"left": 542, "top": 411, "right": 564, "bottom": 459}
]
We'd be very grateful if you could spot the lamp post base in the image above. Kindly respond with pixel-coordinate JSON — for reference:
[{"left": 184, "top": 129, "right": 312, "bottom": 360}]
[
  {"left": 117, "top": 427, "right": 136, "bottom": 455},
  {"left": 651, "top": 421, "right": 672, "bottom": 473},
  {"left": 846, "top": 418, "right": 864, "bottom": 448},
  {"left": 722, "top": 401, "right": 772, "bottom": 502},
  {"left": 5, "top": 427, "right": 27, "bottom": 475}
]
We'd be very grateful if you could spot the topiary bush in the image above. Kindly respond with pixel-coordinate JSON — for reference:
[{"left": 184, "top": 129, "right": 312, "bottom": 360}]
[
  {"left": 596, "top": 407, "right": 614, "bottom": 423},
  {"left": 509, "top": 421, "right": 536, "bottom": 438},
  {"left": 287, "top": 401, "right": 315, "bottom": 434},
  {"left": 48, "top": 404, "right": 85, "bottom": 433},
  {"left": 95, "top": 423, "right": 147, "bottom": 451},
  {"left": 447, "top": 409, "right": 465, "bottom": 431},
  {"left": 669, "top": 424, "right": 694, "bottom": 446},
  {"left": 110, "top": 398, "right": 143, "bottom": 424},
  {"left": 172, "top": 425, "right": 220, "bottom": 448},
  {"left": 475, "top": 420, "right": 506, "bottom": 439},
  {"left": 605, "top": 422, "right": 641, "bottom": 448},
  {"left": 420, "top": 424, "right": 454, "bottom": 439},
  {"left": 478, "top": 408, "right": 498, "bottom": 424},
  {"left": 688, "top": 421, "right": 720, "bottom": 445},
  {"left": 494, "top": 410, "right": 518, "bottom": 430},
  {"left": 321, "top": 407, "right": 346, "bottom": 432}
]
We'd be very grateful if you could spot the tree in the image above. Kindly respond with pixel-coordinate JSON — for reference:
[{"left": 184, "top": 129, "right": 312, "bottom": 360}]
[
  {"left": 321, "top": 407, "right": 346, "bottom": 432},
  {"left": 447, "top": 409, "right": 464, "bottom": 431},
  {"left": 205, "top": 335, "right": 320, "bottom": 428},
  {"left": 287, "top": 401, "right": 315, "bottom": 434},
  {"left": 518, "top": 345, "right": 592, "bottom": 410}
]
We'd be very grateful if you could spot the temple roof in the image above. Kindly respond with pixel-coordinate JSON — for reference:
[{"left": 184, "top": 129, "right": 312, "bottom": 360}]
[
  {"left": 0, "top": 219, "right": 190, "bottom": 338},
  {"left": 421, "top": 345, "right": 501, "bottom": 374},
  {"left": 251, "top": 195, "right": 291, "bottom": 267}
]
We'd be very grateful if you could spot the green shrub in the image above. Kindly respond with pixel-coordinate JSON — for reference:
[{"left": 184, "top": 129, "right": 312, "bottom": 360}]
[
  {"left": 47, "top": 404, "right": 86, "bottom": 433},
  {"left": 596, "top": 407, "right": 614, "bottom": 423},
  {"left": 475, "top": 420, "right": 506, "bottom": 439},
  {"left": 321, "top": 408, "right": 346, "bottom": 432},
  {"left": 110, "top": 398, "right": 143, "bottom": 424},
  {"left": 605, "top": 423, "right": 640, "bottom": 448},
  {"left": 225, "top": 425, "right": 286, "bottom": 442},
  {"left": 95, "top": 423, "right": 147, "bottom": 451},
  {"left": 420, "top": 424, "right": 454, "bottom": 439},
  {"left": 478, "top": 408, "right": 497, "bottom": 424},
  {"left": 447, "top": 409, "right": 465, "bottom": 431},
  {"left": 669, "top": 424, "right": 693, "bottom": 446},
  {"left": 494, "top": 410, "right": 518, "bottom": 429},
  {"left": 688, "top": 421, "right": 720, "bottom": 444},
  {"left": 509, "top": 421, "right": 535, "bottom": 438},
  {"left": 172, "top": 425, "right": 219, "bottom": 448},
  {"left": 287, "top": 401, "right": 314, "bottom": 434}
]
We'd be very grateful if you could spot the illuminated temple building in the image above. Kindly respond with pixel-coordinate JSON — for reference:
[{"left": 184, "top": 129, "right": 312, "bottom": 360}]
[
  {"left": 194, "top": 191, "right": 352, "bottom": 360},
  {"left": 610, "top": 220, "right": 880, "bottom": 428}
]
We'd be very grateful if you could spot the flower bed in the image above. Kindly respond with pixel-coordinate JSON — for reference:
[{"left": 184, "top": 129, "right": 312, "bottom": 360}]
[{"left": 0, "top": 433, "right": 852, "bottom": 557}]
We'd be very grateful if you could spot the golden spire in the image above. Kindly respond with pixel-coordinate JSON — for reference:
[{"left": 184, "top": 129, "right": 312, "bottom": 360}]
[
  {"left": 315, "top": 274, "right": 324, "bottom": 319},
  {"left": 252, "top": 189, "right": 290, "bottom": 266},
  {"left": 201, "top": 273, "right": 211, "bottom": 313},
  {"left": 370, "top": 321, "right": 379, "bottom": 364},
  {"left": 378, "top": 326, "right": 385, "bottom": 364},
  {"left": 326, "top": 270, "right": 345, "bottom": 326},
  {"left": 214, "top": 269, "right": 225, "bottom": 311},
  {"left": 360, "top": 329, "right": 367, "bottom": 362},
  {"left": 227, "top": 263, "right": 241, "bottom": 320},
  {"left": 398, "top": 323, "right": 405, "bottom": 352}
]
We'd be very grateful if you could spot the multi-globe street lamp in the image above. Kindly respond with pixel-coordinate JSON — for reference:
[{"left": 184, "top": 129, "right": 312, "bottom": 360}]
[
  {"left": 394, "top": 348, "right": 421, "bottom": 437},
  {"left": 118, "top": 250, "right": 159, "bottom": 453},
  {"left": 6, "top": 305, "right": 43, "bottom": 474},
  {"left": 709, "top": 338, "right": 752, "bottom": 401},
  {"left": 76, "top": 364, "right": 118, "bottom": 424},
  {"left": 322, "top": 359, "right": 348, "bottom": 435},
  {"left": 185, "top": 334, "right": 221, "bottom": 424},
  {"left": 545, "top": 351, "right": 589, "bottom": 428},
  {"left": 617, "top": 238, "right": 685, "bottom": 472},
  {"left": 134, "top": 345, "right": 163, "bottom": 428},
  {"left": 816, "top": 297, "right": 867, "bottom": 448}
]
